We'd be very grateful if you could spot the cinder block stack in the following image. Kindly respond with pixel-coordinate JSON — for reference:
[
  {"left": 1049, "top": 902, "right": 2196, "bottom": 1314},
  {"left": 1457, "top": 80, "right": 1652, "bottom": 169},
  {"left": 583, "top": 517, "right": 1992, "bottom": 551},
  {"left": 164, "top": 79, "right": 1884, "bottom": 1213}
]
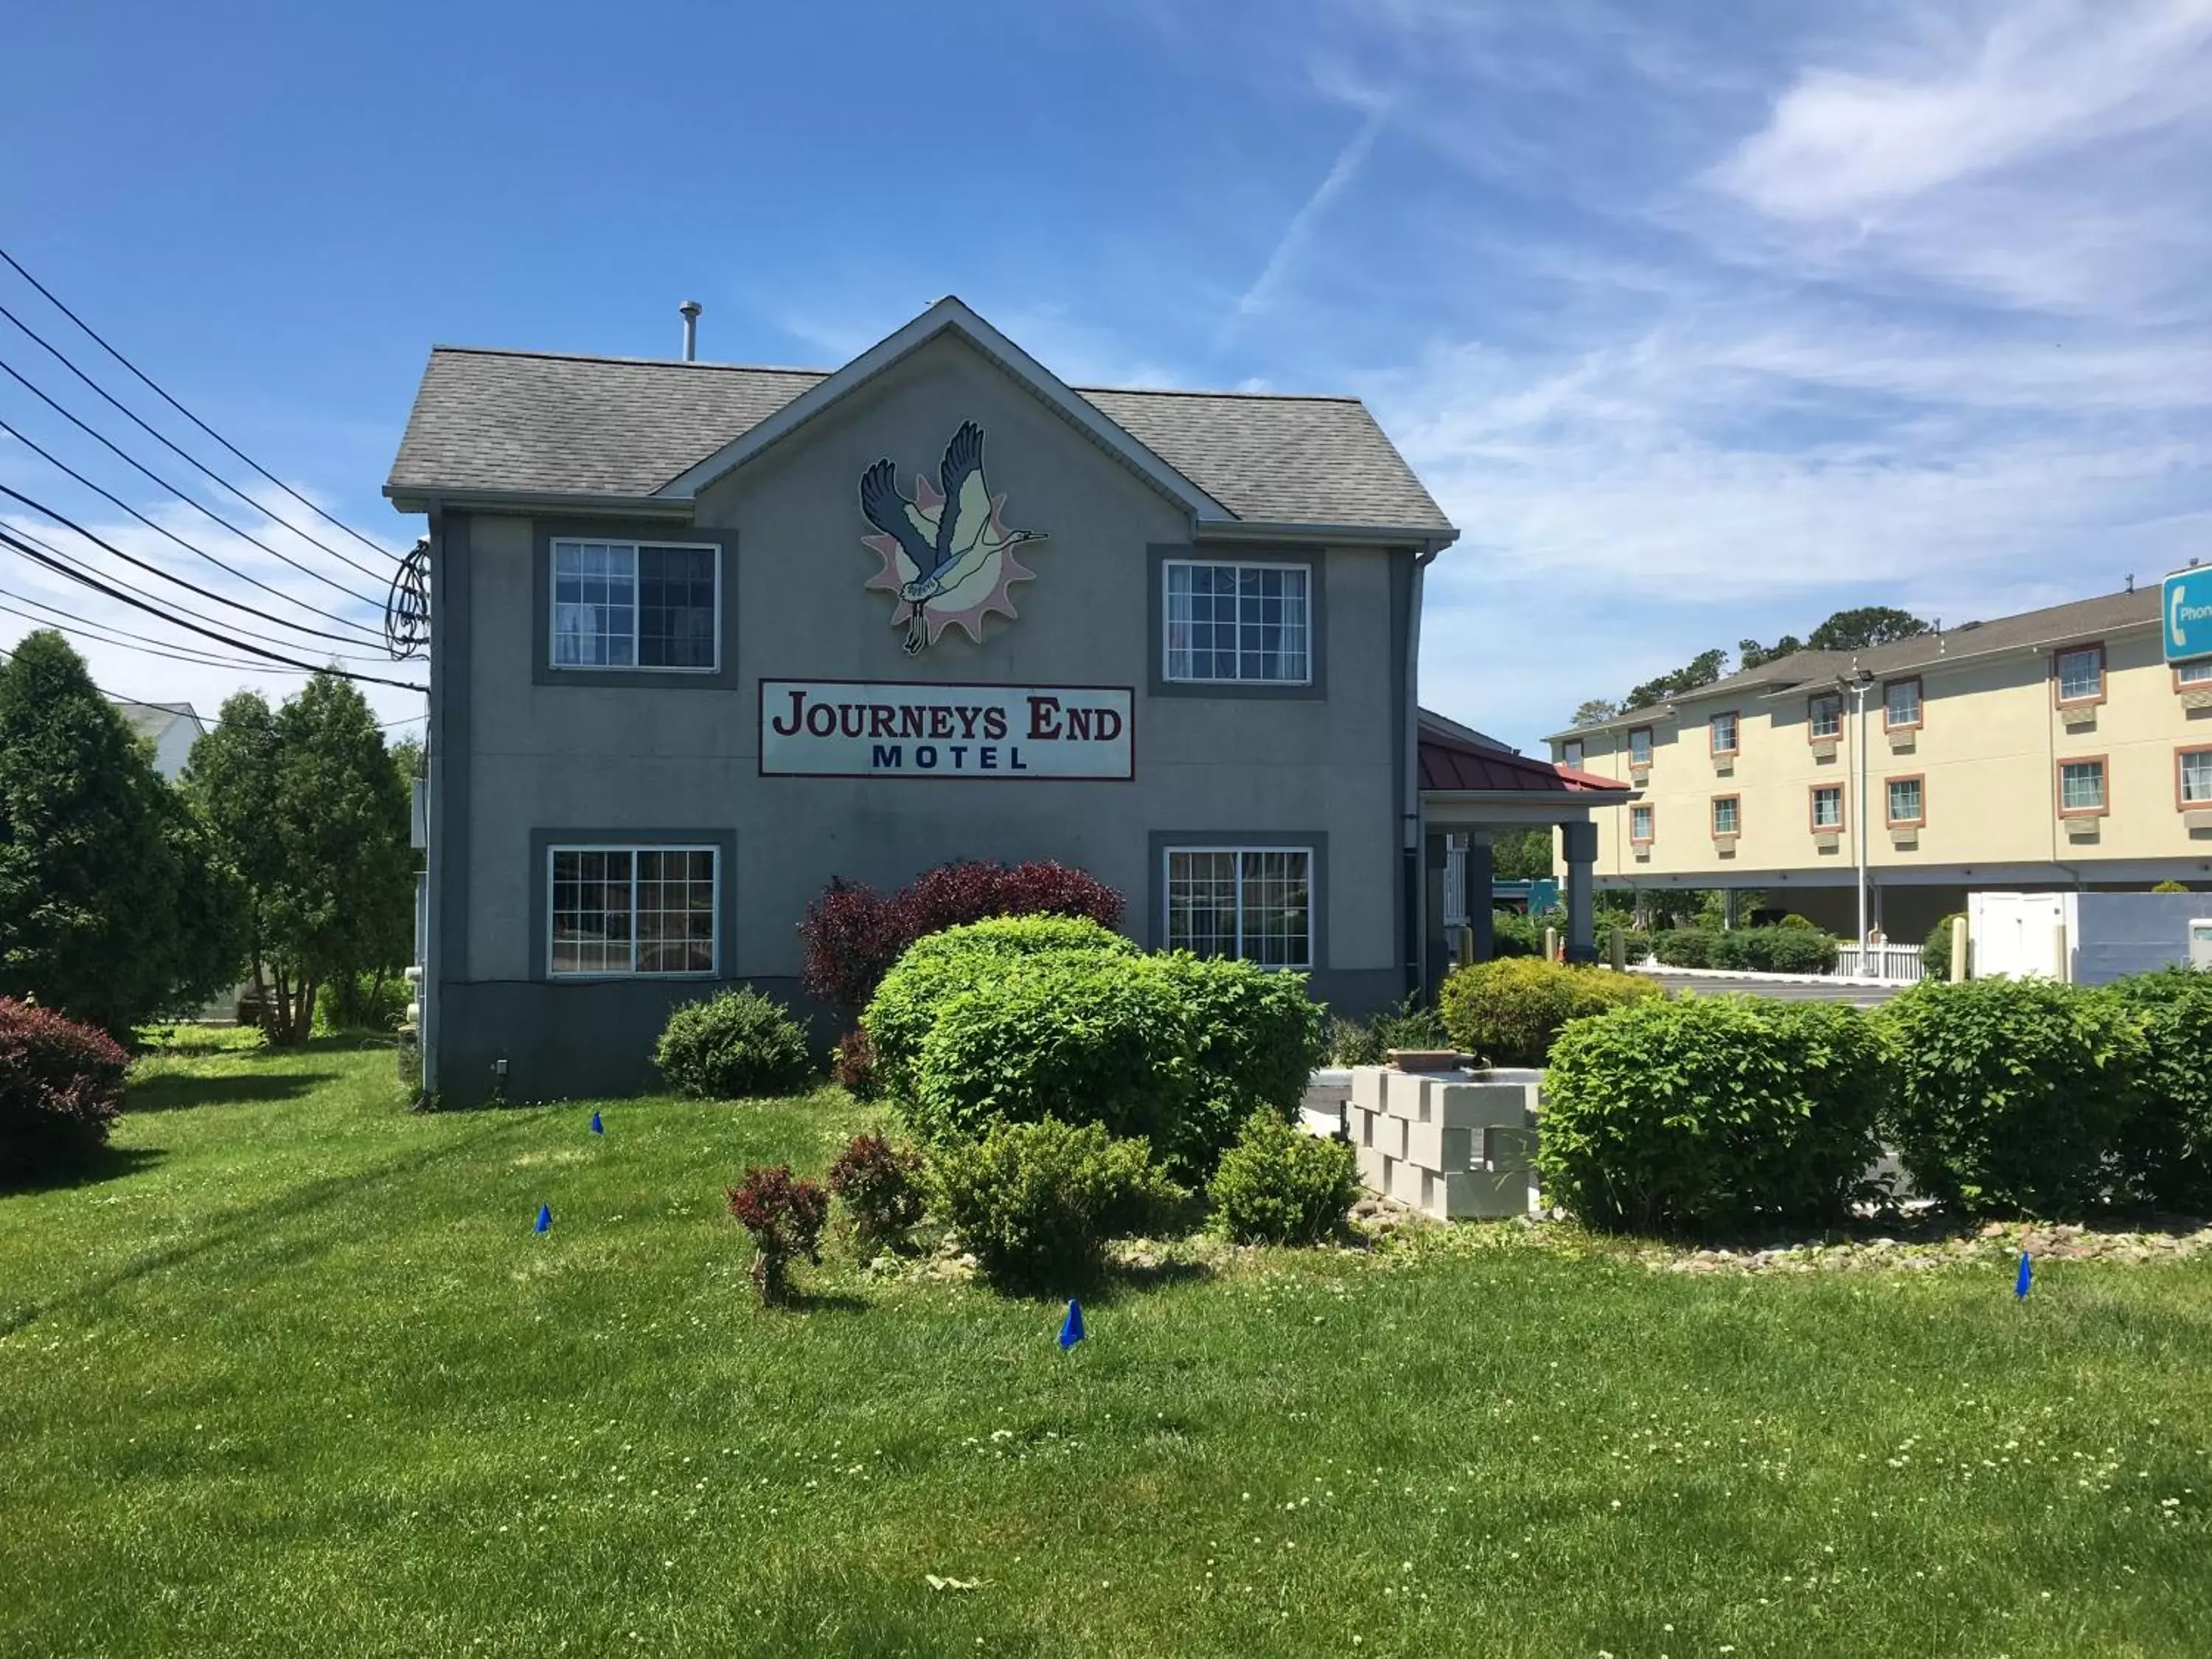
[{"left": 1345, "top": 1063, "right": 1540, "bottom": 1220}]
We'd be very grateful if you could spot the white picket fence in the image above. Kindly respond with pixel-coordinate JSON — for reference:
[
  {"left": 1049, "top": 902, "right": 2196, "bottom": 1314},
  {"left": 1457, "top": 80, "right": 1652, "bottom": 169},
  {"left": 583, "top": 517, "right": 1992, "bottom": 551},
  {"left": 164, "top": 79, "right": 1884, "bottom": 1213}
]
[{"left": 1832, "top": 942, "right": 1925, "bottom": 983}]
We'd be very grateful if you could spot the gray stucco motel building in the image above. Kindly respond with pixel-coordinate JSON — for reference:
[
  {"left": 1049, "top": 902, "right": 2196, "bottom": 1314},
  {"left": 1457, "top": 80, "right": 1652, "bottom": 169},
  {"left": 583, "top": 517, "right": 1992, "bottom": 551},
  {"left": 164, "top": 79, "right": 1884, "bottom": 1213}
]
[{"left": 386, "top": 298, "right": 1622, "bottom": 1105}]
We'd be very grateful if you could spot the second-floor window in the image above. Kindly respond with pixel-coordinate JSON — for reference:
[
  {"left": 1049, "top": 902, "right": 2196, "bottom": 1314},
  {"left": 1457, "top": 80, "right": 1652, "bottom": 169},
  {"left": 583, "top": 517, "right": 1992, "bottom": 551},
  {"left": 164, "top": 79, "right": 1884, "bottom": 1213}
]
[
  {"left": 2059, "top": 758, "right": 2107, "bottom": 815},
  {"left": 552, "top": 540, "right": 719, "bottom": 670},
  {"left": 1887, "top": 776, "right": 1925, "bottom": 827},
  {"left": 2055, "top": 645, "right": 2104, "bottom": 706},
  {"left": 1630, "top": 804, "right": 1654, "bottom": 844},
  {"left": 1810, "top": 784, "right": 1843, "bottom": 830},
  {"left": 1561, "top": 739, "right": 1585, "bottom": 770},
  {"left": 1163, "top": 561, "right": 1311, "bottom": 684},
  {"left": 1711, "top": 795, "right": 1740, "bottom": 837},
  {"left": 1628, "top": 727, "right": 1653, "bottom": 768},
  {"left": 1709, "top": 712, "right": 1739, "bottom": 756},
  {"left": 2179, "top": 660, "right": 2212, "bottom": 688},
  {"left": 2181, "top": 748, "right": 2212, "bottom": 806},
  {"left": 1808, "top": 692, "right": 1842, "bottom": 740},
  {"left": 1884, "top": 678, "right": 1922, "bottom": 729}
]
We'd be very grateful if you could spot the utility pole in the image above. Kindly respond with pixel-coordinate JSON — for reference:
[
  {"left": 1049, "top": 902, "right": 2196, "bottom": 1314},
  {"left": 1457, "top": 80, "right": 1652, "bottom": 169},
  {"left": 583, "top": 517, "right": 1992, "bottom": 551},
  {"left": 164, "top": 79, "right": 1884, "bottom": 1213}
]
[{"left": 1849, "top": 669, "right": 1874, "bottom": 973}]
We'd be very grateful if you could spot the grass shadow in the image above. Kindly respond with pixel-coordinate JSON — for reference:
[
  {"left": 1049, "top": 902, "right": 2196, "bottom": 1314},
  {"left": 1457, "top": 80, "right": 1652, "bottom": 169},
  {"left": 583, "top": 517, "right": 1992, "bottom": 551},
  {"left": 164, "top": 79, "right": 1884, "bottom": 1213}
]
[
  {"left": 785, "top": 1290, "right": 872, "bottom": 1315},
  {"left": 0, "top": 1143, "right": 165, "bottom": 1197},
  {"left": 127, "top": 1070, "right": 333, "bottom": 1113}
]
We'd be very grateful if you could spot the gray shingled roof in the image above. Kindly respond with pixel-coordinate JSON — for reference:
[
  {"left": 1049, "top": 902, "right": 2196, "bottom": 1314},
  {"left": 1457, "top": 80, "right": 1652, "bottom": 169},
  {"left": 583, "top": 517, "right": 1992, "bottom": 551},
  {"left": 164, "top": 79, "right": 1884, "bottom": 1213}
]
[
  {"left": 386, "top": 347, "right": 1450, "bottom": 532},
  {"left": 1551, "top": 587, "right": 2162, "bottom": 740}
]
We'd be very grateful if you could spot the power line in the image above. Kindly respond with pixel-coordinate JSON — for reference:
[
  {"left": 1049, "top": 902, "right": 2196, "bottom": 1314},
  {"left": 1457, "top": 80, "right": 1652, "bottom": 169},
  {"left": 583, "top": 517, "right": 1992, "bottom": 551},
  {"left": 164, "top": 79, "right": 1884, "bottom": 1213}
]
[
  {"left": 0, "top": 352, "right": 389, "bottom": 606},
  {"left": 0, "top": 477, "right": 386, "bottom": 646},
  {"left": 0, "top": 296, "right": 396, "bottom": 580},
  {"left": 0, "top": 526, "right": 425, "bottom": 691},
  {"left": 0, "top": 588, "right": 288, "bottom": 672},
  {"left": 4, "top": 517, "right": 408, "bottom": 663},
  {"left": 0, "top": 243, "right": 399, "bottom": 563}
]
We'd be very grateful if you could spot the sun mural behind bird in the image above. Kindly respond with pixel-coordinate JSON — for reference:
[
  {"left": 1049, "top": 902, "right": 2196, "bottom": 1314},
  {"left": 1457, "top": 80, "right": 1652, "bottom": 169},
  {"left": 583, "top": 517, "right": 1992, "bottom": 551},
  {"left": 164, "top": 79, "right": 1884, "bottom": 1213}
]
[{"left": 858, "top": 421, "right": 1046, "bottom": 655}]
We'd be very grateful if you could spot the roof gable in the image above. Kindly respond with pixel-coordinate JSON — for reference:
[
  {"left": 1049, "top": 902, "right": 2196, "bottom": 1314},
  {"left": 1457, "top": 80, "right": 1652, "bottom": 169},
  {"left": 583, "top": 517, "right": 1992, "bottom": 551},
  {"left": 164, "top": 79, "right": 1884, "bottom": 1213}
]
[{"left": 657, "top": 298, "right": 1228, "bottom": 521}]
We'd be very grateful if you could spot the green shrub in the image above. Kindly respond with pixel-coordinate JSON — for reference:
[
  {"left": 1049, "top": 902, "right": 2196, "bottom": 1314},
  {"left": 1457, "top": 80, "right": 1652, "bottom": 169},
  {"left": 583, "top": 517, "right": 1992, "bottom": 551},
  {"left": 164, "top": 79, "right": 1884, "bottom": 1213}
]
[
  {"left": 1208, "top": 1110, "right": 1358, "bottom": 1245},
  {"left": 902, "top": 950, "right": 1321, "bottom": 1178},
  {"left": 0, "top": 998, "right": 130, "bottom": 1183},
  {"left": 1921, "top": 914, "right": 1964, "bottom": 983},
  {"left": 653, "top": 987, "right": 813, "bottom": 1099},
  {"left": 2151, "top": 880, "right": 2191, "bottom": 894},
  {"left": 1489, "top": 910, "right": 1545, "bottom": 959},
  {"left": 1539, "top": 996, "right": 1890, "bottom": 1233},
  {"left": 1879, "top": 978, "right": 2148, "bottom": 1217},
  {"left": 314, "top": 971, "right": 410, "bottom": 1034},
  {"left": 1651, "top": 928, "right": 1715, "bottom": 969},
  {"left": 1704, "top": 931, "right": 1750, "bottom": 972},
  {"left": 930, "top": 1118, "right": 1183, "bottom": 1291},
  {"left": 864, "top": 916, "right": 1135, "bottom": 1100},
  {"left": 1759, "top": 928, "right": 1837, "bottom": 975},
  {"left": 2107, "top": 969, "right": 2212, "bottom": 1213},
  {"left": 1438, "top": 959, "right": 1660, "bottom": 1067},
  {"left": 1327, "top": 993, "right": 1448, "bottom": 1066},
  {"left": 1776, "top": 913, "right": 1822, "bottom": 931}
]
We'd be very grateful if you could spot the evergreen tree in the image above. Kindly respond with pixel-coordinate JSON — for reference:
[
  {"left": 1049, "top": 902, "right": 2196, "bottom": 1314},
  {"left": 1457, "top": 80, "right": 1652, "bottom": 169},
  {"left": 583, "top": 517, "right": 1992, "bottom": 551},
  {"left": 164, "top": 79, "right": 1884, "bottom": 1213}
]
[{"left": 0, "top": 632, "right": 239, "bottom": 1032}]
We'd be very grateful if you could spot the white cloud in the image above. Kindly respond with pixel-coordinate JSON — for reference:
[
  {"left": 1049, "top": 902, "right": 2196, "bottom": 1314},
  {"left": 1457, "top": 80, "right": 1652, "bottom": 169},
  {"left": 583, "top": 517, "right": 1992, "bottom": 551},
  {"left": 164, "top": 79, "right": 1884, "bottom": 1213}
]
[{"left": 1220, "top": 102, "right": 1391, "bottom": 340}]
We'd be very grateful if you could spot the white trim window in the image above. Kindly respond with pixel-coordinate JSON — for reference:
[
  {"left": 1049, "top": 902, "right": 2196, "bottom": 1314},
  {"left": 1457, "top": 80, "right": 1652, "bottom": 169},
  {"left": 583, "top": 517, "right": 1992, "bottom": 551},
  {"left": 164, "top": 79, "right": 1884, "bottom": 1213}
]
[
  {"left": 2180, "top": 660, "right": 2212, "bottom": 687},
  {"left": 1629, "top": 803, "right": 1655, "bottom": 844},
  {"left": 1885, "top": 679, "right": 1922, "bottom": 727},
  {"left": 1164, "top": 846, "right": 1312, "bottom": 968},
  {"left": 552, "top": 540, "right": 719, "bottom": 670},
  {"left": 1709, "top": 711, "right": 1739, "bottom": 755},
  {"left": 1711, "top": 796, "right": 1741, "bottom": 837},
  {"left": 2056, "top": 647, "right": 2104, "bottom": 704},
  {"left": 1809, "top": 692, "right": 1843, "bottom": 740},
  {"left": 1163, "top": 560, "right": 1310, "bottom": 684},
  {"left": 1560, "top": 739, "right": 1584, "bottom": 770},
  {"left": 2183, "top": 749, "right": 2212, "bottom": 804},
  {"left": 2059, "top": 760, "right": 2107, "bottom": 814},
  {"left": 1887, "top": 777, "right": 1924, "bottom": 826},
  {"left": 1627, "top": 727, "right": 1653, "bottom": 768},
  {"left": 549, "top": 845, "right": 717, "bottom": 975},
  {"left": 1811, "top": 784, "right": 1843, "bottom": 830}
]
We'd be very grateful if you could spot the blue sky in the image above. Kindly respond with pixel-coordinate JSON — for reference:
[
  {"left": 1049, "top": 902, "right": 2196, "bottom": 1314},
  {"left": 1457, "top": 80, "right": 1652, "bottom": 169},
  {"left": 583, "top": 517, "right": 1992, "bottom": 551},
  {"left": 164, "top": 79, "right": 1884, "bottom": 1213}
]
[{"left": 3, "top": 0, "right": 2210, "bottom": 746}]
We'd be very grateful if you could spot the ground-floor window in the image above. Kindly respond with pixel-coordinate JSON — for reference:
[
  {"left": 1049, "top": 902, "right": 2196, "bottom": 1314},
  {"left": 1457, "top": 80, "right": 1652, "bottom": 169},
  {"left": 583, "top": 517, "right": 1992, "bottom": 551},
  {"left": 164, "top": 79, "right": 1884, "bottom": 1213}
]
[
  {"left": 549, "top": 845, "right": 717, "bottom": 975},
  {"left": 1164, "top": 846, "right": 1312, "bottom": 969}
]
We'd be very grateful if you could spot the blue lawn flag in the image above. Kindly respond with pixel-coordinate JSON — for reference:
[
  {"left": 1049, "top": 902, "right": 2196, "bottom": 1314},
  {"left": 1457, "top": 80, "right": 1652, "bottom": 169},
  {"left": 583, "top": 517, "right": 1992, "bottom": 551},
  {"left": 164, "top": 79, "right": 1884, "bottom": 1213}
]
[
  {"left": 1059, "top": 1300, "right": 1086, "bottom": 1350},
  {"left": 2015, "top": 1251, "right": 2032, "bottom": 1299},
  {"left": 535, "top": 1203, "right": 552, "bottom": 1234},
  {"left": 590, "top": 1111, "right": 604, "bottom": 1135}
]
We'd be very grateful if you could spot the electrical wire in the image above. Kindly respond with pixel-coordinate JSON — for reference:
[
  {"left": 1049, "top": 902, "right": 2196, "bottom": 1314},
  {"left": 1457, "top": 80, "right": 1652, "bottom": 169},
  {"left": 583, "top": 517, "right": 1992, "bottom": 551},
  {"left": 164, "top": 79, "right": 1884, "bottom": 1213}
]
[
  {"left": 0, "top": 588, "right": 288, "bottom": 672},
  {"left": 0, "top": 382, "right": 387, "bottom": 611},
  {"left": 0, "top": 243, "right": 398, "bottom": 563},
  {"left": 0, "top": 296, "right": 397, "bottom": 580},
  {"left": 4, "top": 518, "right": 411, "bottom": 663},
  {"left": 0, "top": 480, "right": 386, "bottom": 647},
  {"left": 0, "top": 526, "right": 425, "bottom": 691}
]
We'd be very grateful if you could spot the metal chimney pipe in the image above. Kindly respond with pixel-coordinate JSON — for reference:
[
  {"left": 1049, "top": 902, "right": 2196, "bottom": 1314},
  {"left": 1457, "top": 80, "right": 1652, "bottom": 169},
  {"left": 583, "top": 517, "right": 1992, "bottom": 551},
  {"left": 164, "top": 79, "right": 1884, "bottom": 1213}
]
[{"left": 678, "top": 300, "right": 703, "bottom": 361}]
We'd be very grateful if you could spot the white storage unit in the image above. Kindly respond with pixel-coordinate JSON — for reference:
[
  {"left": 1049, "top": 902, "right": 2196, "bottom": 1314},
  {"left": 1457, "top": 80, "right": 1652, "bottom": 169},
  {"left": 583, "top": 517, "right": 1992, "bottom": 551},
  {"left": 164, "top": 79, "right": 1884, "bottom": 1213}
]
[{"left": 1966, "top": 891, "right": 2212, "bottom": 985}]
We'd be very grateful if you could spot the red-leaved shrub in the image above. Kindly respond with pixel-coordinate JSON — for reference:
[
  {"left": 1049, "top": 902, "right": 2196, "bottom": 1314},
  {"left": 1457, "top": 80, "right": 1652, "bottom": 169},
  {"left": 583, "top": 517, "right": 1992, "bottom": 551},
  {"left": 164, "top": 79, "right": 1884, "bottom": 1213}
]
[
  {"left": 798, "top": 860, "right": 1124, "bottom": 1018},
  {"left": 0, "top": 998, "right": 129, "bottom": 1183},
  {"left": 727, "top": 1164, "right": 830, "bottom": 1306},
  {"left": 827, "top": 1131, "right": 926, "bottom": 1251},
  {"left": 831, "top": 1029, "right": 880, "bottom": 1100}
]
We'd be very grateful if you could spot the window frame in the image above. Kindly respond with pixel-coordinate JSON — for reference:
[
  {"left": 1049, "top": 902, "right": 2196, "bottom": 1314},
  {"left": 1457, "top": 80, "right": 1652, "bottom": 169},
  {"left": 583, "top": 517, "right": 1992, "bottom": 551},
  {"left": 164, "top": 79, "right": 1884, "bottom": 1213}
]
[
  {"left": 1885, "top": 773, "right": 1927, "bottom": 830},
  {"left": 1806, "top": 692, "right": 1843, "bottom": 742},
  {"left": 2052, "top": 641, "right": 2107, "bottom": 709},
  {"left": 1627, "top": 726, "right": 1655, "bottom": 769},
  {"left": 1710, "top": 793, "right": 1742, "bottom": 840},
  {"left": 1561, "top": 739, "right": 1585, "bottom": 771},
  {"left": 1882, "top": 675, "right": 1923, "bottom": 732},
  {"left": 2174, "top": 660, "right": 2212, "bottom": 690},
  {"left": 2177, "top": 745, "right": 2212, "bottom": 809},
  {"left": 1629, "top": 803, "right": 1655, "bottom": 846},
  {"left": 544, "top": 841, "right": 722, "bottom": 979},
  {"left": 1155, "top": 554, "right": 1317, "bottom": 691},
  {"left": 547, "top": 538, "right": 723, "bottom": 675},
  {"left": 1708, "top": 709, "right": 1740, "bottom": 757},
  {"left": 2056, "top": 754, "right": 2110, "bottom": 818},
  {"left": 531, "top": 522, "right": 738, "bottom": 690},
  {"left": 1808, "top": 782, "right": 1846, "bottom": 833},
  {"left": 1157, "top": 842, "right": 1316, "bottom": 970}
]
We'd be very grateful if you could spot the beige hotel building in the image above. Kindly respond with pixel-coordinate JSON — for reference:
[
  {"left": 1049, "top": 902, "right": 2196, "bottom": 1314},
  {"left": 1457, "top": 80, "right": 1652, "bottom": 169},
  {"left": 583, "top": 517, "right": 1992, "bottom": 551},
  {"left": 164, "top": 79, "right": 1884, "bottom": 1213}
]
[{"left": 1547, "top": 586, "right": 2212, "bottom": 945}]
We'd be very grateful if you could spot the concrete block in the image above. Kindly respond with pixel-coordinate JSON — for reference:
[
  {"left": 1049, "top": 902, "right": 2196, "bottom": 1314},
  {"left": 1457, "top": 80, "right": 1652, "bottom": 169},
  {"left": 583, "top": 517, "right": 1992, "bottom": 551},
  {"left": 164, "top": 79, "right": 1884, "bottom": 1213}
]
[
  {"left": 1355, "top": 1141, "right": 1387, "bottom": 1192},
  {"left": 1347, "top": 1105, "right": 1374, "bottom": 1149},
  {"left": 1482, "top": 1124, "right": 1539, "bottom": 1172},
  {"left": 1431, "top": 1080, "right": 1534, "bottom": 1130},
  {"left": 1406, "top": 1120, "right": 1473, "bottom": 1171},
  {"left": 1444, "top": 1166, "right": 1538, "bottom": 1220},
  {"left": 1350, "top": 1067, "right": 1388, "bottom": 1114},
  {"left": 1374, "top": 1113, "right": 1408, "bottom": 1161},
  {"left": 1384, "top": 1069, "right": 1435, "bottom": 1121},
  {"left": 1388, "top": 1155, "right": 1428, "bottom": 1209}
]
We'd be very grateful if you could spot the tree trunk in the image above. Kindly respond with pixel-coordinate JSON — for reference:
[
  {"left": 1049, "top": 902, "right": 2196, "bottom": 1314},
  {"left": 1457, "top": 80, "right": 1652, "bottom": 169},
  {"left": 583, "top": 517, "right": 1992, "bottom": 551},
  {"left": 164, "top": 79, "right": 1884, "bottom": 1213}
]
[{"left": 292, "top": 979, "right": 318, "bottom": 1045}]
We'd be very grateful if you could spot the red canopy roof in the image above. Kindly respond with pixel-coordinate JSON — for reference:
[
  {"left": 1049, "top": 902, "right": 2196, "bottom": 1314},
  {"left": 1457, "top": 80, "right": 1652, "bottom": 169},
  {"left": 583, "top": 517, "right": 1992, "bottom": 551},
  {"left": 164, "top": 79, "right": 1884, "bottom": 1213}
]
[{"left": 1418, "top": 714, "right": 1630, "bottom": 796}]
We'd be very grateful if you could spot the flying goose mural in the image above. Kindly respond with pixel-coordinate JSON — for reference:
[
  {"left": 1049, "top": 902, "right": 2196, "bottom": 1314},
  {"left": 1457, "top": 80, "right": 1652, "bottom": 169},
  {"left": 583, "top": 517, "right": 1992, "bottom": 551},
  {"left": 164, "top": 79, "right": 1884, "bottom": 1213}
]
[{"left": 858, "top": 420, "right": 1046, "bottom": 654}]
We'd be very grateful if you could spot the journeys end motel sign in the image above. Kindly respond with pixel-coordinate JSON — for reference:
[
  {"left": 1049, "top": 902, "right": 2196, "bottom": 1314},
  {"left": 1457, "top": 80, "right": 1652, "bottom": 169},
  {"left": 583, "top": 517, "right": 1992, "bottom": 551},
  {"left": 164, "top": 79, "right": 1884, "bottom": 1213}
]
[{"left": 760, "top": 681, "right": 1132, "bottom": 779}]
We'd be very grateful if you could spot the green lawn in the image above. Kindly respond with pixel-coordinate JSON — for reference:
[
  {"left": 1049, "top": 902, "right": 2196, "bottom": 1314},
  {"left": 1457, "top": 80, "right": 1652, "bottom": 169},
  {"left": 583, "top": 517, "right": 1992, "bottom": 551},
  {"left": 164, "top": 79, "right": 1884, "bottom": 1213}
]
[{"left": 3, "top": 1040, "right": 2209, "bottom": 1658}]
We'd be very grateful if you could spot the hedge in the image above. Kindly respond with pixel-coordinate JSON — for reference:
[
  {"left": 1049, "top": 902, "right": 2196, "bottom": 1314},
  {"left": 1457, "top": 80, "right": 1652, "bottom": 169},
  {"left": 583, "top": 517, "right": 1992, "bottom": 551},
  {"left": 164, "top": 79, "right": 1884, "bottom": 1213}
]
[
  {"left": 2106, "top": 968, "right": 2212, "bottom": 1213},
  {"left": 1652, "top": 927, "right": 1835, "bottom": 975},
  {"left": 1877, "top": 978, "right": 2148, "bottom": 1217},
  {"left": 1437, "top": 959, "right": 1659, "bottom": 1067},
  {"left": 1538, "top": 995, "right": 1889, "bottom": 1232}
]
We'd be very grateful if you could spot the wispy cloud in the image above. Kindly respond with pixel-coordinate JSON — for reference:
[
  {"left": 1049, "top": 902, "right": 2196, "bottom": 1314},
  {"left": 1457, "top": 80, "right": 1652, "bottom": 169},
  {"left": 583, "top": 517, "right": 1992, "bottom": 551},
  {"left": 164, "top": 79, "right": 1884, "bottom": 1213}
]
[{"left": 1219, "top": 102, "right": 1390, "bottom": 344}]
